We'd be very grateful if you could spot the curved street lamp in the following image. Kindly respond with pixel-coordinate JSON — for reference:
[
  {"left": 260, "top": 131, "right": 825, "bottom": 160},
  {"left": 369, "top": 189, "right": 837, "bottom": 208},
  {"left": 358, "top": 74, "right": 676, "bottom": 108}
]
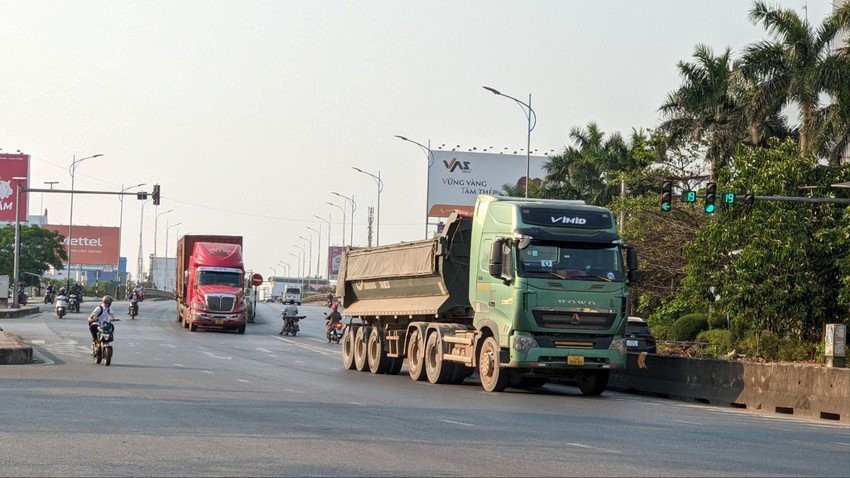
[
  {"left": 395, "top": 135, "right": 435, "bottom": 238},
  {"left": 332, "top": 192, "right": 356, "bottom": 247},
  {"left": 152, "top": 209, "right": 173, "bottom": 287},
  {"left": 326, "top": 202, "right": 345, "bottom": 247},
  {"left": 352, "top": 167, "right": 383, "bottom": 246},
  {"left": 118, "top": 182, "right": 145, "bottom": 287},
  {"left": 483, "top": 86, "right": 537, "bottom": 198},
  {"left": 306, "top": 225, "right": 321, "bottom": 278},
  {"left": 297, "top": 235, "right": 312, "bottom": 283},
  {"left": 67, "top": 153, "right": 104, "bottom": 287}
]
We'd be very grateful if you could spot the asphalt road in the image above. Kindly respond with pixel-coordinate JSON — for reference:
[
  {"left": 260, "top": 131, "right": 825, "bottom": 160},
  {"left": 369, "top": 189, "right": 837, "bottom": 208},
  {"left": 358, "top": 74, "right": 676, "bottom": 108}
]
[{"left": 0, "top": 299, "right": 847, "bottom": 477}]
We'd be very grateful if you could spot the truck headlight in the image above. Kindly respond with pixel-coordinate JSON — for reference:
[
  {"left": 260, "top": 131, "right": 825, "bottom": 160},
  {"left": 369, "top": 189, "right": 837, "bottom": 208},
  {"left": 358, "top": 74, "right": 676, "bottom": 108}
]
[
  {"left": 608, "top": 338, "right": 627, "bottom": 361},
  {"left": 513, "top": 335, "right": 539, "bottom": 353}
]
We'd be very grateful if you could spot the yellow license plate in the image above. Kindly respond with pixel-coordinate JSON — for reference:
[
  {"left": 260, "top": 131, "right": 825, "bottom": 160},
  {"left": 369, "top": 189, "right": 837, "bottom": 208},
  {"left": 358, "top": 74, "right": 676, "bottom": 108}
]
[
  {"left": 567, "top": 356, "right": 585, "bottom": 366},
  {"left": 214, "top": 319, "right": 224, "bottom": 325}
]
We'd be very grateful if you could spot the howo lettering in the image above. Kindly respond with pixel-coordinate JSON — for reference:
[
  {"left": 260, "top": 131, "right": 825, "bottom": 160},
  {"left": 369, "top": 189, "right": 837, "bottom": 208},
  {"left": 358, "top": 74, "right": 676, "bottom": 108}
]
[
  {"left": 175, "top": 235, "right": 247, "bottom": 334},
  {"left": 337, "top": 195, "right": 638, "bottom": 395}
]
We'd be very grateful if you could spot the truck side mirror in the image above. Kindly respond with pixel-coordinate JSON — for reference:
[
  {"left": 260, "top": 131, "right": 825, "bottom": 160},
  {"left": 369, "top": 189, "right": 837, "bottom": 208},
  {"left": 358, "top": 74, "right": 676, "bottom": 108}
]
[
  {"left": 488, "top": 240, "right": 503, "bottom": 278},
  {"left": 625, "top": 246, "right": 639, "bottom": 282}
]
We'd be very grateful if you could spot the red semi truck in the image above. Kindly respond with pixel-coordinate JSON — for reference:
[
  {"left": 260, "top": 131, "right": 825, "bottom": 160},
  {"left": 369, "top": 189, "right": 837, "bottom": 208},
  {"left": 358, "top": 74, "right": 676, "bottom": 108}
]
[{"left": 175, "top": 235, "right": 247, "bottom": 334}]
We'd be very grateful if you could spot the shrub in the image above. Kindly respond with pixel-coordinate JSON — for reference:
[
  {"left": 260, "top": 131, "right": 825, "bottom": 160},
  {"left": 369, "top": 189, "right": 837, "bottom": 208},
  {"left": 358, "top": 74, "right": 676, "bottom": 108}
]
[
  {"left": 777, "top": 337, "right": 814, "bottom": 362},
  {"left": 669, "top": 313, "right": 710, "bottom": 341},
  {"left": 736, "top": 331, "right": 781, "bottom": 360},
  {"left": 695, "top": 329, "right": 733, "bottom": 358}
]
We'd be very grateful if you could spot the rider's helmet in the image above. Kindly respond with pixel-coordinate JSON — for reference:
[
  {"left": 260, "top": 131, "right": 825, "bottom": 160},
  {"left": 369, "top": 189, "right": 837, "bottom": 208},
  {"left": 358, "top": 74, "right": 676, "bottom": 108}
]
[
  {"left": 59, "top": 288, "right": 66, "bottom": 294},
  {"left": 289, "top": 299, "right": 295, "bottom": 305},
  {"left": 102, "top": 295, "right": 114, "bottom": 306},
  {"left": 332, "top": 303, "right": 338, "bottom": 311}
]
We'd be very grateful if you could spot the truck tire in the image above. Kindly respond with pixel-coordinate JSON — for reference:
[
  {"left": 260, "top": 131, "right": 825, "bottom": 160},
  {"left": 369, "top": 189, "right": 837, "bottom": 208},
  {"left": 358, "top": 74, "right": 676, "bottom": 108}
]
[
  {"left": 425, "top": 332, "right": 452, "bottom": 384},
  {"left": 367, "top": 327, "right": 389, "bottom": 374},
  {"left": 478, "top": 336, "right": 509, "bottom": 392},
  {"left": 342, "top": 327, "right": 356, "bottom": 370},
  {"left": 386, "top": 356, "right": 403, "bottom": 375},
  {"left": 354, "top": 326, "right": 369, "bottom": 372},
  {"left": 406, "top": 329, "right": 427, "bottom": 382},
  {"left": 188, "top": 322, "right": 197, "bottom": 332},
  {"left": 576, "top": 370, "right": 609, "bottom": 396}
]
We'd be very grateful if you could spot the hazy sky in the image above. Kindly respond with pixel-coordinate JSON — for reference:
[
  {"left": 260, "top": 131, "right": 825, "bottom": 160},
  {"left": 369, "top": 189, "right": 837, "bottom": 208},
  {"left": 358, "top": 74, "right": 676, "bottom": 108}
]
[{"left": 0, "top": 0, "right": 836, "bottom": 281}]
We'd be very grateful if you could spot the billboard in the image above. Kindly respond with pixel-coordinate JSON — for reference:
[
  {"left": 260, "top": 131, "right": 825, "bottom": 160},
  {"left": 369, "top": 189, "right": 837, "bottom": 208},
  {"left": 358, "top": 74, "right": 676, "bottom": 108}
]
[
  {"left": 0, "top": 153, "right": 30, "bottom": 222},
  {"left": 43, "top": 224, "right": 120, "bottom": 266},
  {"left": 327, "top": 246, "right": 344, "bottom": 280},
  {"left": 426, "top": 150, "right": 547, "bottom": 217}
]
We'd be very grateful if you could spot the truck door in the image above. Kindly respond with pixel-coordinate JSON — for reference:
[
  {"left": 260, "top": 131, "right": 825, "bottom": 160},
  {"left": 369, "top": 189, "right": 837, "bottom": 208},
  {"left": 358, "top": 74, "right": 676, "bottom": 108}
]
[{"left": 474, "top": 239, "right": 493, "bottom": 321}]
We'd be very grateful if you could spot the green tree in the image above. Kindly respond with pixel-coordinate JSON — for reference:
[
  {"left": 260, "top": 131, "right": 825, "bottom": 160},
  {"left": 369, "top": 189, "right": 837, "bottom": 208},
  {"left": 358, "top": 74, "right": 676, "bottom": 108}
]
[
  {"left": 0, "top": 225, "right": 67, "bottom": 286},
  {"left": 741, "top": 0, "right": 850, "bottom": 160}
]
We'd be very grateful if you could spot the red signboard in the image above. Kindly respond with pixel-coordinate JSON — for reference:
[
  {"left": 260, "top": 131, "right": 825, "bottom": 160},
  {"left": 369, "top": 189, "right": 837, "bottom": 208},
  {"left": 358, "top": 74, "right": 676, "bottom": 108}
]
[
  {"left": 327, "top": 246, "right": 344, "bottom": 279},
  {"left": 251, "top": 273, "right": 263, "bottom": 287},
  {"left": 0, "top": 153, "right": 30, "bottom": 222},
  {"left": 43, "top": 224, "right": 120, "bottom": 265}
]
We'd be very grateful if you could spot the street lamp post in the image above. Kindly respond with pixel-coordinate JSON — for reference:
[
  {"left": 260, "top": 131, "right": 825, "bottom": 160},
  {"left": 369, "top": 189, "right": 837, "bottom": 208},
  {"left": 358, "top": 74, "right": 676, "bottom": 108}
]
[
  {"left": 483, "top": 86, "right": 537, "bottom": 198},
  {"left": 326, "top": 202, "right": 345, "bottom": 248},
  {"left": 395, "top": 135, "right": 435, "bottom": 238},
  {"left": 313, "top": 215, "right": 331, "bottom": 277},
  {"left": 42, "top": 181, "right": 59, "bottom": 216},
  {"left": 288, "top": 252, "right": 301, "bottom": 283},
  {"left": 118, "top": 183, "right": 145, "bottom": 288},
  {"left": 306, "top": 225, "right": 321, "bottom": 278},
  {"left": 352, "top": 167, "right": 383, "bottom": 246},
  {"left": 164, "top": 221, "right": 181, "bottom": 292},
  {"left": 277, "top": 261, "right": 290, "bottom": 280},
  {"left": 332, "top": 192, "right": 356, "bottom": 247},
  {"left": 67, "top": 153, "right": 103, "bottom": 287},
  {"left": 152, "top": 209, "right": 173, "bottom": 289},
  {"left": 296, "top": 238, "right": 311, "bottom": 290},
  {"left": 137, "top": 199, "right": 150, "bottom": 284},
  {"left": 11, "top": 177, "right": 27, "bottom": 308}
]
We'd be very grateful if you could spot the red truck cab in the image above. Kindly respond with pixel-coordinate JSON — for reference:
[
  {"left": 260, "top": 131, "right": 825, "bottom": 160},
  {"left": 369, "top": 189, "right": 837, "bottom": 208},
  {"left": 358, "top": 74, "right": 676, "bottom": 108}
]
[{"left": 176, "top": 236, "right": 247, "bottom": 334}]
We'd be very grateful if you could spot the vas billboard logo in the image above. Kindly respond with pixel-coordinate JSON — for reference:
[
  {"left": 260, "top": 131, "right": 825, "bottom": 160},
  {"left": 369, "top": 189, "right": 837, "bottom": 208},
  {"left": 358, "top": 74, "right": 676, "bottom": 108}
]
[{"left": 443, "top": 157, "right": 471, "bottom": 173}]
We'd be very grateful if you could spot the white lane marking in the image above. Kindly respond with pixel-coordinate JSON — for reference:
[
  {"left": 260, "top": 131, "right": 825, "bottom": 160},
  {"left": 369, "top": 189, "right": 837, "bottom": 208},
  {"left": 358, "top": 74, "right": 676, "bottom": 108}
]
[
  {"left": 160, "top": 343, "right": 176, "bottom": 348},
  {"left": 273, "top": 336, "right": 339, "bottom": 358},
  {"left": 283, "top": 388, "right": 304, "bottom": 394},
  {"left": 201, "top": 351, "right": 232, "bottom": 360},
  {"left": 30, "top": 339, "right": 45, "bottom": 344},
  {"left": 201, "top": 370, "right": 214, "bottom": 374},
  {"left": 565, "top": 443, "right": 621, "bottom": 454},
  {"left": 257, "top": 347, "right": 272, "bottom": 353},
  {"left": 174, "top": 363, "right": 185, "bottom": 367},
  {"left": 440, "top": 419, "right": 476, "bottom": 427},
  {"left": 237, "top": 379, "right": 250, "bottom": 383}
]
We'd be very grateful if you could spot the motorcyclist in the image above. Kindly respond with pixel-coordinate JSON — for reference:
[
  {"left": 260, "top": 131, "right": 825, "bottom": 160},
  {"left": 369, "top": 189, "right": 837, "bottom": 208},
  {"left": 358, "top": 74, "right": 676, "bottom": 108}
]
[
  {"left": 326, "top": 292, "right": 335, "bottom": 307},
  {"left": 326, "top": 303, "right": 342, "bottom": 336},
  {"left": 45, "top": 284, "right": 55, "bottom": 301},
  {"left": 54, "top": 288, "right": 69, "bottom": 315},
  {"left": 128, "top": 289, "right": 141, "bottom": 317},
  {"left": 280, "top": 299, "right": 299, "bottom": 335},
  {"left": 88, "top": 295, "right": 120, "bottom": 346}
]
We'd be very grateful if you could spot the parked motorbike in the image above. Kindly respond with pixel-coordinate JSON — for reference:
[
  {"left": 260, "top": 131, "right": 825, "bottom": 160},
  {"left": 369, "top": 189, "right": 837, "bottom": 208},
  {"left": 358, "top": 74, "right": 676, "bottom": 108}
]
[
  {"left": 44, "top": 290, "right": 55, "bottom": 304},
  {"left": 128, "top": 298, "right": 139, "bottom": 319},
  {"left": 55, "top": 295, "right": 68, "bottom": 319},
  {"left": 17, "top": 290, "right": 28, "bottom": 306},
  {"left": 68, "top": 294, "right": 80, "bottom": 313},
  {"left": 280, "top": 315, "right": 305, "bottom": 336},
  {"left": 91, "top": 322, "right": 115, "bottom": 366},
  {"left": 326, "top": 319, "right": 344, "bottom": 344}
]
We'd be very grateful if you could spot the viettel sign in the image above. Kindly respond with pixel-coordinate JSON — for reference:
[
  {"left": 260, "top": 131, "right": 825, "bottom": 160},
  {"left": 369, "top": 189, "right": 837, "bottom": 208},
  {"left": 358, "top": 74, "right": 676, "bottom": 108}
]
[{"left": 43, "top": 224, "right": 120, "bottom": 265}]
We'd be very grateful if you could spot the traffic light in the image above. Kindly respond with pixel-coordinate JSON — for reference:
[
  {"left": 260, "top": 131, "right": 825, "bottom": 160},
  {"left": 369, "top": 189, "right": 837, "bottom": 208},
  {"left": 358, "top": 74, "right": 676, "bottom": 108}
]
[
  {"left": 152, "top": 184, "right": 161, "bottom": 206},
  {"left": 704, "top": 182, "right": 716, "bottom": 213},
  {"left": 683, "top": 190, "right": 697, "bottom": 203},
  {"left": 661, "top": 180, "right": 673, "bottom": 212},
  {"left": 744, "top": 193, "right": 755, "bottom": 206}
]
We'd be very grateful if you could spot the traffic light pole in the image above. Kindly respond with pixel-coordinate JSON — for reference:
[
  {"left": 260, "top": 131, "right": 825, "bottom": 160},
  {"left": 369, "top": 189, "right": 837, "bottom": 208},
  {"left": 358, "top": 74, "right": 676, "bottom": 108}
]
[{"left": 745, "top": 195, "right": 850, "bottom": 205}]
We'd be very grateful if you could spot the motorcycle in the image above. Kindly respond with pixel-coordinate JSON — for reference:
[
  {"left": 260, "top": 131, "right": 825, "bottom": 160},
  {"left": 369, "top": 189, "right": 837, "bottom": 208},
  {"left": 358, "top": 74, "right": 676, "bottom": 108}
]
[
  {"left": 55, "top": 295, "right": 68, "bottom": 319},
  {"left": 17, "top": 290, "right": 28, "bottom": 306},
  {"left": 326, "top": 319, "right": 344, "bottom": 344},
  {"left": 44, "top": 290, "right": 55, "bottom": 304},
  {"left": 68, "top": 294, "right": 80, "bottom": 313},
  {"left": 128, "top": 298, "right": 139, "bottom": 319},
  {"left": 91, "top": 321, "right": 115, "bottom": 366},
  {"left": 281, "top": 315, "right": 305, "bottom": 336}
]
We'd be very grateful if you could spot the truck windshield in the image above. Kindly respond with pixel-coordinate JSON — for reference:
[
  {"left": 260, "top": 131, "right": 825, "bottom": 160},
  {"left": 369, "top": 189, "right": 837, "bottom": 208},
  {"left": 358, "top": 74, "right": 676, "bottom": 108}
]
[
  {"left": 197, "top": 270, "right": 242, "bottom": 287},
  {"left": 517, "top": 242, "right": 624, "bottom": 281},
  {"left": 285, "top": 288, "right": 299, "bottom": 294}
]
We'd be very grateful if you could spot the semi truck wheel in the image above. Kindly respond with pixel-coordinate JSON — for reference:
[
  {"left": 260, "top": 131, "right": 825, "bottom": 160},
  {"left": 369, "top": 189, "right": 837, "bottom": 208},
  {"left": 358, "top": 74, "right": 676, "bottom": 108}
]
[
  {"left": 367, "top": 326, "right": 389, "bottom": 374},
  {"left": 425, "top": 332, "right": 452, "bottom": 384},
  {"left": 478, "top": 336, "right": 509, "bottom": 392},
  {"left": 342, "top": 327, "right": 356, "bottom": 370},
  {"left": 576, "top": 370, "right": 609, "bottom": 396},
  {"left": 406, "top": 329, "right": 427, "bottom": 381},
  {"left": 354, "top": 327, "right": 369, "bottom": 371}
]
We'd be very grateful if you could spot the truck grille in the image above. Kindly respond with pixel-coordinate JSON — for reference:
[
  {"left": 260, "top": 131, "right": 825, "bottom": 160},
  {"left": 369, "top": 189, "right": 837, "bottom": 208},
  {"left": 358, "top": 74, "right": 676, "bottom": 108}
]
[
  {"left": 206, "top": 294, "right": 236, "bottom": 312},
  {"left": 531, "top": 309, "right": 616, "bottom": 330}
]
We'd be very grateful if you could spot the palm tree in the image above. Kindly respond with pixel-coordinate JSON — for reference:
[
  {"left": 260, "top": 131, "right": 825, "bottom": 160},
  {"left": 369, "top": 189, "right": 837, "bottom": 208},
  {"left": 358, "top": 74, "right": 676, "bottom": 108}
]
[
  {"left": 741, "top": 0, "right": 850, "bottom": 158},
  {"left": 659, "top": 44, "right": 744, "bottom": 180}
]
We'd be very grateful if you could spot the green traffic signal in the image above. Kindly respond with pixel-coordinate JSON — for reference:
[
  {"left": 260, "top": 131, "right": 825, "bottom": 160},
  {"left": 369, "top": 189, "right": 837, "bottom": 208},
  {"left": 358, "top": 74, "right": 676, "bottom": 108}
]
[
  {"left": 705, "top": 203, "right": 716, "bottom": 213},
  {"left": 661, "top": 180, "right": 673, "bottom": 212},
  {"left": 723, "top": 192, "right": 735, "bottom": 204},
  {"left": 704, "top": 182, "right": 717, "bottom": 213}
]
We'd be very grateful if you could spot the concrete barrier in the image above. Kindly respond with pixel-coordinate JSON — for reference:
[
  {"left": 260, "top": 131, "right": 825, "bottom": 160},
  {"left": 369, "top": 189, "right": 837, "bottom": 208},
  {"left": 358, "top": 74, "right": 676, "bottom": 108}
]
[
  {"left": 611, "top": 353, "right": 849, "bottom": 423},
  {"left": 0, "top": 329, "right": 33, "bottom": 365}
]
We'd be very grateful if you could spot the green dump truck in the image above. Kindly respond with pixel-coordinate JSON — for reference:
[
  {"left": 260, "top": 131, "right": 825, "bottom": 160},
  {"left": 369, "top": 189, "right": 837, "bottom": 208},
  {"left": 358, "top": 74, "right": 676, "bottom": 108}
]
[{"left": 337, "top": 195, "right": 638, "bottom": 394}]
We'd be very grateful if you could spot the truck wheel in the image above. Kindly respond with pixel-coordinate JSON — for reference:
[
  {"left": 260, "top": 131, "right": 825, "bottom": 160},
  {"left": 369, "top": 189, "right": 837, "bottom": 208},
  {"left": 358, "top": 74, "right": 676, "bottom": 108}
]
[
  {"left": 188, "top": 322, "right": 197, "bottom": 332},
  {"left": 353, "top": 327, "right": 369, "bottom": 372},
  {"left": 425, "top": 332, "right": 452, "bottom": 384},
  {"left": 237, "top": 326, "right": 246, "bottom": 335},
  {"left": 386, "top": 356, "right": 403, "bottom": 375},
  {"left": 576, "top": 370, "right": 609, "bottom": 396},
  {"left": 406, "top": 329, "right": 427, "bottom": 382},
  {"left": 183, "top": 316, "right": 189, "bottom": 328},
  {"left": 367, "top": 327, "right": 389, "bottom": 374},
  {"left": 478, "top": 336, "right": 509, "bottom": 392},
  {"left": 342, "top": 327, "right": 356, "bottom": 370}
]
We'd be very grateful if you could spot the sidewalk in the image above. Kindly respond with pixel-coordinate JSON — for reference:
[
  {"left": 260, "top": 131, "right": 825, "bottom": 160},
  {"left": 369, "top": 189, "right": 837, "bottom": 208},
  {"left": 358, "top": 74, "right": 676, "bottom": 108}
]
[{"left": 0, "top": 305, "right": 40, "bottom": 364}]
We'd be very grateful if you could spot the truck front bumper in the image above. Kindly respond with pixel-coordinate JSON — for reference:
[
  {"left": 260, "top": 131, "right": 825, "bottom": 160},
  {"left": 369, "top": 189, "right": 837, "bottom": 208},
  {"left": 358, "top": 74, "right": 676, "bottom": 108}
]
[
  {"left": 189, "top": 312, "right": 246, "bottom": 328},
  {"left": 508, "top": 336, "right": 627, "bottom": 370}
]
